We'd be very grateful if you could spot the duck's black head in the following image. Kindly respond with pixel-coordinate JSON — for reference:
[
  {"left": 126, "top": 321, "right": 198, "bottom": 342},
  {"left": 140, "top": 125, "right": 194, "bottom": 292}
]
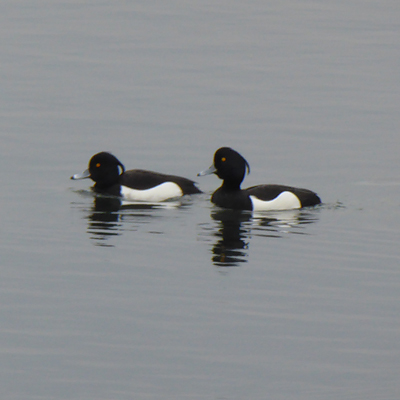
[
  {"left": 199, "top": 147, "right": 250, "bottom": 189},
  {"left": 87, "top": 152, "right": 125, "bottom": 186}
]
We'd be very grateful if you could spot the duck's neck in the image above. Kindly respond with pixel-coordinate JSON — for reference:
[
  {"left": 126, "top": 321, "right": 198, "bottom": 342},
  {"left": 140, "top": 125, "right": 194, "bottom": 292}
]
[{"left": 222, "top": 180, "right": 241, "bottom": 191}]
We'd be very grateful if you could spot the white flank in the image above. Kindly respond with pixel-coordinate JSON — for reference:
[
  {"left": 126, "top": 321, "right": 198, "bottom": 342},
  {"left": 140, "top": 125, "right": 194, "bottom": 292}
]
[
  {"left": 250, "top": 191, "right": 301, "bottom": 211},
  {"left": 120, "top": 182, "right": 183, "bottom": 202}
]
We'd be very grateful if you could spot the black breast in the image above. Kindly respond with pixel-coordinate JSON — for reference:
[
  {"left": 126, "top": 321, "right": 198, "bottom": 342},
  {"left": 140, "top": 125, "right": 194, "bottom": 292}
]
[{"left": 211, "top": 187, "right": 253, "bottom": 210}]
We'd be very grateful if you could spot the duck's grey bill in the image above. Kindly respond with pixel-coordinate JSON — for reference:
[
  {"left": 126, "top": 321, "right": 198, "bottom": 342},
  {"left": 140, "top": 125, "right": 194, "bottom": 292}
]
[
  {"left": 197, "top": 165, "right": 217, "bottom": 177},
  {"left": 71, "top": 169, "right": 91, "bottom": 180}
]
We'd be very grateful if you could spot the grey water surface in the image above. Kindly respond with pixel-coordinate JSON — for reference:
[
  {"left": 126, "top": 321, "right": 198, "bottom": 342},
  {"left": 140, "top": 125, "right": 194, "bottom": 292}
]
[{"left": 1, "top": 1, "right": 400, "bottom": 399}]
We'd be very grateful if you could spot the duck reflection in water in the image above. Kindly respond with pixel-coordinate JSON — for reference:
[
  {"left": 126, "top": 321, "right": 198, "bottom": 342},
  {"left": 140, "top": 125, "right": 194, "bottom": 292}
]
[
  {"left": 86, "top": 196, "right": 122, "bottom": 245},
  {"left": 208, "top": 208, "right": 320, "bottom": 267},
  {"left": 80, "top": 195, "right": 183, "bottom": 247},
  {"left": 210, "top": 209, "right": 252, "bottom": 267}
]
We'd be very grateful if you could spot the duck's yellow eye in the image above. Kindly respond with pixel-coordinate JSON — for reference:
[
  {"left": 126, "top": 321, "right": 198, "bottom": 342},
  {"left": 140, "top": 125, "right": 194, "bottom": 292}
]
[
  {"left": 96, "top": 163, "right": 101, "bottom": 168},
  {"left": 221, "top": 157, "right": 226, "bottom": 162}
]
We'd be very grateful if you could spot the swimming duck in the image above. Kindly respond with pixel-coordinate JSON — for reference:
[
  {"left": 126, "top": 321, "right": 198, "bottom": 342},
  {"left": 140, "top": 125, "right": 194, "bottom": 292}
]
[
  {"left": 71, "top": 152, "right": 202, "bottom": 201},
  {"left": 198, "top": 147, "right": 321, "bottom": 211}
]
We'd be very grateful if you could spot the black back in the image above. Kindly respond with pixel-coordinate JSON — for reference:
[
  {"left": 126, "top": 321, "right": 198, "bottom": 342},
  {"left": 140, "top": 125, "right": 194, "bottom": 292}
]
[
  {"left": 245, "top": 184, "right": 321, "bottom": 207},
  {"left": 120, "top": 169, "right": 202, "bottom": 194}
]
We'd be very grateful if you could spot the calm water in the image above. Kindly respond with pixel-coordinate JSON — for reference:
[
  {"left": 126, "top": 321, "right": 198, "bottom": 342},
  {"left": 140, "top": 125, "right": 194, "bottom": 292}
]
[{"left": 1, "top": 1, "right": 400, "bottom": 399}]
